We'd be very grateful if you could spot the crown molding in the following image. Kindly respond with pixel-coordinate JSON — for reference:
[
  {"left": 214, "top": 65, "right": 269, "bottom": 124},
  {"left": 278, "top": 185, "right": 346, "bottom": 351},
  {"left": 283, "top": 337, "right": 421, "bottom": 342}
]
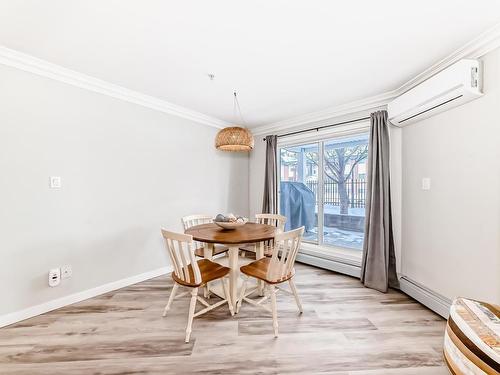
[
  {"left": 3, "top": 21, "right": 500, "bottom": 134},
  {"left": 252, "top": 90, "right": 396, "bottom": 135},
  {"left": 0, "top": 46, "right": 229, "bottom": 129},
  {"left": 254, "top": 22, "right": 500, "bottom": 136},
  {"left": 397, "top": 22, "right": 500, "bottom": 95}
]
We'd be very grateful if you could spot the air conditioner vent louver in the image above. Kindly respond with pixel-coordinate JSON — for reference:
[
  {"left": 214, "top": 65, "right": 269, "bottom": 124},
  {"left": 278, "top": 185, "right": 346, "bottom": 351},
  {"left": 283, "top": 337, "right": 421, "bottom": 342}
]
[
  {"left": 388, "top": 59, "right": 483, "bottom": 127},
  {"left": 397, "top": 95, "right": 464, "bottom": 125}
]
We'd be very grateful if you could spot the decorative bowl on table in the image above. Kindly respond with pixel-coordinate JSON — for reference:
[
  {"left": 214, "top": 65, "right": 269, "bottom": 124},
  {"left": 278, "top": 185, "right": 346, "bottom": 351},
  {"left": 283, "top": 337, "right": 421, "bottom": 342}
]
[{"left": 213, "top": 213, "right": 248, "bottom": 230}]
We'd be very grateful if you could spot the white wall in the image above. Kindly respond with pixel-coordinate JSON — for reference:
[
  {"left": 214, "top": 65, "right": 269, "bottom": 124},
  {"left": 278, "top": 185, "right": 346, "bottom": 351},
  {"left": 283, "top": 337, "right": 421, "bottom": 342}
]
[
  {"left": 0, "top": 64, "right": 248, "bottom": 316},
  {"left": 401, "top": 47, "right": 500, "bottom": 304}
]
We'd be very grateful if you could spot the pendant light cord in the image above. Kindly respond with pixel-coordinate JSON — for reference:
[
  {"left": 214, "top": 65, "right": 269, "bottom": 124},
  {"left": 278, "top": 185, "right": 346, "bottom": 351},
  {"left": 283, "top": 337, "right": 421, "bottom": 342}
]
[{"left": 233, "top": 91, "right": 247, "bottom": 126}]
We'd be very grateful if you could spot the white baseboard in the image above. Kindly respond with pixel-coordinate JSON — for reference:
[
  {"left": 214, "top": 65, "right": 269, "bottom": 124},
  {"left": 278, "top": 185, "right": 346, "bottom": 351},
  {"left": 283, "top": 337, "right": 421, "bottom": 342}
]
[
  {"left": 0, "top": 266, "right": 172, "bottom": 328},
  {"left": 296, "top": 252, "right": 361, "bottom": 278},
  {"left": 399, "top": 275, "right": 451, "bottom": 318},
  {"left": 297, "top": 253, "right": 451, "bottom": 318}
]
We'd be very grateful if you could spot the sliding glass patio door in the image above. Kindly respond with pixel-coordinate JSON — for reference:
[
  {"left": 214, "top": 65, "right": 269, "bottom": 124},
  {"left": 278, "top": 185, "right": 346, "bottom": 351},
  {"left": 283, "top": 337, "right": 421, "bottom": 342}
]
[
  {"left": 279, "top": 143, "right": 319, "bottom": 243},
  {"left": 278, "top": 131, "right": 369, "bottom": 259}
]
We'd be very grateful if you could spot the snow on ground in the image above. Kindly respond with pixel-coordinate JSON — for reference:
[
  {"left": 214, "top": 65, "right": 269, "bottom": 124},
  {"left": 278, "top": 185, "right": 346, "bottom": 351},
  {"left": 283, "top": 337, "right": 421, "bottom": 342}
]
[
  {"left": 321, "top": 205, "right": 365, "bottom": 217},
  {"left": 303, "top": 227, "right": 364, "bottom": 250}
]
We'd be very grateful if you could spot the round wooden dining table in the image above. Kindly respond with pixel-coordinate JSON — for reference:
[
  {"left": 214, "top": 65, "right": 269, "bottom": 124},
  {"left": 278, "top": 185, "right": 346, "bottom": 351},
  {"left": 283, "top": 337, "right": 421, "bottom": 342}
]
[{"left": 185, "top": 222, "right": 276, "bottom": 310}]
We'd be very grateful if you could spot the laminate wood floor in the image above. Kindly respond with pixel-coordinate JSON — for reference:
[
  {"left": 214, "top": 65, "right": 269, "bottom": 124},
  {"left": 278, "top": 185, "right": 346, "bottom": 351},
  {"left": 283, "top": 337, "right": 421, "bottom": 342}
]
[{"left": 0, "top": 263, "right": 449, "bottom": 375}]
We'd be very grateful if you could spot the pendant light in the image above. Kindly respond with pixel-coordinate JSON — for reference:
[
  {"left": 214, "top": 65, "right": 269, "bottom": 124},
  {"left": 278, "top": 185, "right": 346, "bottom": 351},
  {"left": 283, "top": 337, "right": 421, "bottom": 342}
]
[{"left": 215, "top": 92, "right": 254, "bottom": 151}]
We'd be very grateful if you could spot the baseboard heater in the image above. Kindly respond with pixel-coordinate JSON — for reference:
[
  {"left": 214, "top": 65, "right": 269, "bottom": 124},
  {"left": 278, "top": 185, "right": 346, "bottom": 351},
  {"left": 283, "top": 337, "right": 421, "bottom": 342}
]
[
  {"left": 399, "top": 275, "right": 452, "bottom": 318},
  {"left": 296, "top": 252, "right": 361, "bottom": 278}
]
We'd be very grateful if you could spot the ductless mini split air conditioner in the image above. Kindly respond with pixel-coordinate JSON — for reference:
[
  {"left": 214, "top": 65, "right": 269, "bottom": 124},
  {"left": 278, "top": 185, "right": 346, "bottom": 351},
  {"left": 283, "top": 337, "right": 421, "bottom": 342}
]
[{"left": 388, "top": 59, "right": 483, "bottom": 126}]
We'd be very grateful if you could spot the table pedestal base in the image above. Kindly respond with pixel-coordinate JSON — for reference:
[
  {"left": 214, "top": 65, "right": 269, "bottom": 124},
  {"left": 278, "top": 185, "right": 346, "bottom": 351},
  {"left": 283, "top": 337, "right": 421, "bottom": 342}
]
[{"left": 206, "top": 247, "right": 261, "bottom": 312}]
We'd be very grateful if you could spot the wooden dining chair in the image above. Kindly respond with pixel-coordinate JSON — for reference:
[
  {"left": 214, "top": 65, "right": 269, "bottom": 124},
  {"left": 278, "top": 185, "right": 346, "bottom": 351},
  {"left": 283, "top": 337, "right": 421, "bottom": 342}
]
[
  {"left": 181, "top": 214, "right": 229, "bottom": 259},
  {"left": 161, "top": 229, "right": 234, "bottom": 343},
  {"left": 237, "top": 226, "right": 304, "bottom": 337},
  {"left": 239, "top": 213, "right": 287, "bottom": 257}
]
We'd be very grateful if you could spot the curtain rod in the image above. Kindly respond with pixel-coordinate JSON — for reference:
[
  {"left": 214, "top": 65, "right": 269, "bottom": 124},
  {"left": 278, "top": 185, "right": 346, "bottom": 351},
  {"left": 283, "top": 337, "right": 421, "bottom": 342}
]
[{"left": 262, "top": 116, "right": 371, "bottom": 141}]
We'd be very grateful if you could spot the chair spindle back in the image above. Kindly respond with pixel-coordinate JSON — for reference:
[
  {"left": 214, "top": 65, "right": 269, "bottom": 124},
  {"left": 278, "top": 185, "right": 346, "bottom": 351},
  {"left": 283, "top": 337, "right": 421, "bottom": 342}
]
[
  {"left": 255, "top": 213, "right": 286, "bottom": 231},
  {"left": 255, "top": 213, "right": 287, "bottom": 248},
  {"left": 267, "top": 226, "right": 304, "bottom": 282},
  {"left": 181, "top": 214, "right": 213, "bottom": 251},
  {"left": 161, "top": 229, "right": 201, "bottom": 285}
]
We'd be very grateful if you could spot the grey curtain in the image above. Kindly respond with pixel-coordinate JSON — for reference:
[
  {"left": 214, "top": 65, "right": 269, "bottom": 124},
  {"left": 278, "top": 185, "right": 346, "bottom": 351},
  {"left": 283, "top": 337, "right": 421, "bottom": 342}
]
[
  {"left": 262, "top": 135, "right": 278, "bottom": 214},
  {"left": 360, "top": 111, "right": 399, "bottom": 293}
]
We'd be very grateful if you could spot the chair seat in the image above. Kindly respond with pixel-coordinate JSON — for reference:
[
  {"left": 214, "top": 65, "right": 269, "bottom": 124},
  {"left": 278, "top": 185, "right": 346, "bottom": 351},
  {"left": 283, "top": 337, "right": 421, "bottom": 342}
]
[
  {"left": 240, "top": 257, "right": 295, "bottom": 284},
  {"left": 239, "top": 243, "right": 274, "bottom": 257},
  {"left": 172, "top": 259, "right": 230, "bottom": 287},
  {"left": 194, "top": 244, "right": 229, "bottom": 258}
]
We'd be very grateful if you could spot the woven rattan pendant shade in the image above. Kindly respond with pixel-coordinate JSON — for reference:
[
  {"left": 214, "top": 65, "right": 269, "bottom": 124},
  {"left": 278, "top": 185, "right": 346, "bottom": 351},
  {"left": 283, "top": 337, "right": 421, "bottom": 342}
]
[{"left": 215, "top": 126, "right": 254, "bottom": 151}]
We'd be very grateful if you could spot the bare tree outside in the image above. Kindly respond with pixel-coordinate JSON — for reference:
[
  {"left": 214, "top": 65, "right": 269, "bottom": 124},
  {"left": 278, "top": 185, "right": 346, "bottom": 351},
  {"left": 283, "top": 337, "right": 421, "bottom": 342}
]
[
  {"left": 306, "top": 144, "right": 368, "bottom": 215},
  {"left": 280, "top": 135, "right": 369, "bottom": 250}
]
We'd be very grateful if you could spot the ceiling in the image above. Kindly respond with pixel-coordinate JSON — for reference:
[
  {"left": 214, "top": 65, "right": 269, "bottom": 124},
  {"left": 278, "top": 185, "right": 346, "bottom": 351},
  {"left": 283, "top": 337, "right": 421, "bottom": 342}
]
[{"left": 1, "top": 1, "right": 500, "bottom": 128}]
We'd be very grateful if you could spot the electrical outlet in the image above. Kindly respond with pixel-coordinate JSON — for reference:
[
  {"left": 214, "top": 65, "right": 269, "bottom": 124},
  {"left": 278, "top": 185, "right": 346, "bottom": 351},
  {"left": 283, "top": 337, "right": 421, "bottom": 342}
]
[
  {"left": 49, "top": 268, "right": 61, "bottom": 287},
  {"left": 61, "top": 265, "right": 72, "bottom": 279},
  {"left": 421, "top": 177, "right": 431, "bottom": 190},
  {"left": 49, "top": 176, "right": 61, "bottom": 189}
]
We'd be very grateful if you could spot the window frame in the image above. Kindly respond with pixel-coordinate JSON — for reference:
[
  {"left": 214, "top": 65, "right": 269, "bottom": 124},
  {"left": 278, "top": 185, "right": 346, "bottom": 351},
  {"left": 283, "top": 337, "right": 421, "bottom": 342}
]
[{"left": 277, "top": 121, "right": 370, "bottom": 262}]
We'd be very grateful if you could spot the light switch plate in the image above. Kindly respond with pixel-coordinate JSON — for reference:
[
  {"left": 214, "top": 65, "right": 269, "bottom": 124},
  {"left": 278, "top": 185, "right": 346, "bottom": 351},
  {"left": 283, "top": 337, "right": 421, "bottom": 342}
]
[
  {"left": 49, "top": 176, "right": 61, "bottom": 188},
  {"left": 421, "top": 177, "right": 431, "bottom": 190}
]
